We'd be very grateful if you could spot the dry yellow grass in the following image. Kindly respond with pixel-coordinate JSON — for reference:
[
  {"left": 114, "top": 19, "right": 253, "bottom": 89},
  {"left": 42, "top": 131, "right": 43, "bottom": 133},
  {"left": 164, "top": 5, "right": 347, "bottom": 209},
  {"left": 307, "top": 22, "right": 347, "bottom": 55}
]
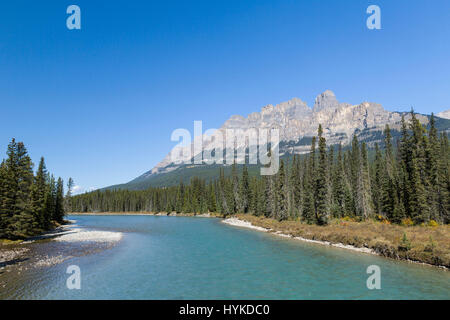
[{"left": 235, "top": 214, "right": 450, "bottom": 268}]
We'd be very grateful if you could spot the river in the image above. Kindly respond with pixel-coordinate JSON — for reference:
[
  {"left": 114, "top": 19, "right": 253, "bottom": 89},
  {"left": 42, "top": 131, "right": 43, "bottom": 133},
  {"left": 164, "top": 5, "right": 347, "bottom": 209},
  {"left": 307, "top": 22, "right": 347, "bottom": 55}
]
[{"left": 1, "top": 215, "right": 449, "bottom": 299}]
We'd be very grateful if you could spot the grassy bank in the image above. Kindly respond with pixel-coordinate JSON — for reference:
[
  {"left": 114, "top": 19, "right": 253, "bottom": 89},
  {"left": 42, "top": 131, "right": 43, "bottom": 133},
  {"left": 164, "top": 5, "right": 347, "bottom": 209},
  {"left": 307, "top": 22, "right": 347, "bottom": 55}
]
[{"left": 234, "top": 214, "right": 450, "bottom": 268}]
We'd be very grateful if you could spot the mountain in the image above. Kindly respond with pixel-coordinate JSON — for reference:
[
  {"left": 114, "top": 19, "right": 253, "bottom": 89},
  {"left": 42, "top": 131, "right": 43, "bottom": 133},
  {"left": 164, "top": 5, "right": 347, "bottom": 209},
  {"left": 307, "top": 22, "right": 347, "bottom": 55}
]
[
  {"left": 437, "top": 109, "right": 450, "bottom": 119},
  {"left": 105, "top": 90, "right": 450, "bottom": 190}
]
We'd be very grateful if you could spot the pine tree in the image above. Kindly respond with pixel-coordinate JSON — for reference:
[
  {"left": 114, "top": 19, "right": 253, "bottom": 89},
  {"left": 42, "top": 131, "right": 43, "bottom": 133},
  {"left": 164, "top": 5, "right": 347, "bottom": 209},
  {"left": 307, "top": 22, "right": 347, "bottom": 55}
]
[
  {"left": 425, "top": 114, "right": 441, "bottom": 221},
  {"left": 290, "top": 155, "right": 302, "bottom": 219},
  {"left": 15, "top": 142, "right": 34, "bottom": 213},
  {"left": 357, "top": 142, "right": 373, "bottom": 219},
  {"left": 372, "top": 143, "right": 383, "bottom": 215},
  {"left": 349, "top": 135, "right": 360, "bottom": 216},
  {"left": 437, "top": 133, "right": 450, "bottom": 223},
  {"left": 231, "top": 162, "right": 239, "bottom": 213},
  {"left": 302, "top": 137, "right": 316, "bottom": 224},
  {"left": 314, "top": 125, "right": 329, "bottom": 224},
  {"left": 7, "top": 142, "right": 35, "bottom": 238},
  {"left": 214, "top": 180, "right": 223, "bottom": 214},
  {"left": 382, "top": 125, "right": 403, "bottom": 222},
  {"left": 218, "top": 168, "right": 229, "bottom": 215},
  {"left": 327, "top": 145, "right": 334, "bottom": 211},
  {"left": 331, "top": 144, "right": 346, "bottom": 217},
  {"left": 30, "top": 157, "right": 48, "bottom": 230},
  {"left": 3, "top": 139, "right": 19, "bottom": 221},
  {"left": 224, "top": 177, "right": 235, "bottom": 216},
  {"left": 408, "top": 111, "right": 429, "bottom": 223},
  {"left": 65, "top": 177, "right": 74, "bottom": 213},
  {"left": 276, "top": 159, "right": 288, "bottom": 221},
  {"left": 175, "top": 180, "right": 184, "bottom": 213},
  {"left": 44, "top": 174, "right": 57, "bottom": 227},
  {"left": 207, "top": 182, "right": 217, "bottom": 213},
  {"left": 239, "top": 165, "right": 250, "bottom": 213},
  {"left": 0, "top": 161, "right": 7, "bottom": 238},
  {"left": 54, "top": 177, "right": 65, "bottom": 223},
  {"left": 182, "top": 187, "right": 191, "bottom": 213},
  {"left": 66, "top": 177, "right": 74, "bottom": 197},
  {"left": 249, "top": 177, "right": 257, "bottom": 214}
]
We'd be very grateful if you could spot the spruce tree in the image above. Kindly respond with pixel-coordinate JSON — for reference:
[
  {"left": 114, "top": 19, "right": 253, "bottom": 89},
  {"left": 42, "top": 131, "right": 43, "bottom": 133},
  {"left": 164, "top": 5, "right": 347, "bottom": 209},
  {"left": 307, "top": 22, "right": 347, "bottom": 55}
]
[
  {"left": 290, "top": 155, "right": 302, "bottom": 219},
  {"left": 30, "top": 157, "right": 48, "bottom": 230},
  {"left": 302, "top": 137, "right": 316, "bottom": 224},
  {"left": 437, "top": 133, "right": 450, "bottom": 223},
  {"left": 3, "top": 139, "right": 19, "bottom": 221},
  {"left": 231, "top": 162, "right": 239, "bottom": 213},
  {"left": 44, "top": 174, "right": 57, "bottom": 227},
  {"left": 7, "top": 142, "right": 35, "bottom": 238},
  {"left": 239, "top": 165, "right": 250, "bottom": 213},
  {"left": 408, "top": 111, "right": 429, "bottom": 223},
  {"left": 331, "top": 144, "right": 346, "bottom": 217},
  {"left": 425, "top": 114, "right": 441, "bottom": 221},
  {"left": 175, "top": 180, "right": 184, "bottom": 213},
  {"left": 357, "top": 142, "right": 373, "bottom": 219},
  {"left": 314, "top": 125, "right": 329, "bottom": 224},
  {"left": 372, "top": 143, "right": 383, "bottom": 215},
  {"left": 382, "top": 125, "right": 403, "bottom": 222},
  {"left": 54, "top": 177, "right": 65, "bottom": 223},
  {"left": 224, "top": 177, "right": 235, "bottom": 216},
  {"left": 350, "top": 135, "right": 360, "bottom": 216},
  {"left": 207, "top": 182, "right": 217, "bottom": 213},
  {"left": 276, "top": 159, "right": 288, "bottom": 221},
  {"left": 65, "top": 177, "right": 74, "bottom": 213},
  {"left": 0, "top": 161, "right": 7, "bottom": 238},
  {"left": 249, "top": 177, "right": 258, "bottom": 214}
]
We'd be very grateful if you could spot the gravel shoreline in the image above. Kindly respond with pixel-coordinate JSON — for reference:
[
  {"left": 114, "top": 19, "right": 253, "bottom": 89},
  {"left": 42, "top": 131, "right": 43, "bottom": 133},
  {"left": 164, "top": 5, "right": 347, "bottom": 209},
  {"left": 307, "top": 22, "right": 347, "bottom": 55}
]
[
  {"left": 222, "top": 217, "right": 449, "bottom": 270},
  {"left": 54, "top": 228, "right": 123, "bottom": 243},
  {"left": 0, "top": 220, "right": 123, "bottom": 280},
  {"left": 222, "top": 217, "right": 376, "bottom": 255}
]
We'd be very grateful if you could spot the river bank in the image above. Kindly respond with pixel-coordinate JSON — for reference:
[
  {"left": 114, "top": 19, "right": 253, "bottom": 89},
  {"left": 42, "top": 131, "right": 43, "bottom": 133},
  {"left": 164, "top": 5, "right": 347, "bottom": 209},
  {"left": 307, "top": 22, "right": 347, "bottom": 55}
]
[
  {"left": 222, "top": 217, "right": 375, "bottom": 254},
  {"left": 224, "top": 214, "right": 449, "bottom": 269},
  {"left": 0, "top": 219, "right": 123, "bottom": 289}
]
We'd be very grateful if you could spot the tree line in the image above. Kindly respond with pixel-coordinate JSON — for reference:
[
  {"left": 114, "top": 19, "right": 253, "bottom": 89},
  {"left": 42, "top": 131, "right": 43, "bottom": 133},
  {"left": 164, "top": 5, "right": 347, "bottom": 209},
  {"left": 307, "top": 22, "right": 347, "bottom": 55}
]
[
  {"left": 0, "top": 139, "right": 68, "bottom": 239},
  {"left": 71, "top": 112, "right": 449, "bottom": 225}
]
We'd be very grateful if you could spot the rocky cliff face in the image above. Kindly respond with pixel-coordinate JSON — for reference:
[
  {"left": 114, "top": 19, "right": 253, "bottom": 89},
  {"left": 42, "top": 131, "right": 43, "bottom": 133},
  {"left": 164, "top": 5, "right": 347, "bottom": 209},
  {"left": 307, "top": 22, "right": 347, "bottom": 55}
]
[
  {"left": 146, "top": 90, "right": 429, "bottom": 177},
  {"left": 437, "top": 109, "right": 450, "bottom": 119}
]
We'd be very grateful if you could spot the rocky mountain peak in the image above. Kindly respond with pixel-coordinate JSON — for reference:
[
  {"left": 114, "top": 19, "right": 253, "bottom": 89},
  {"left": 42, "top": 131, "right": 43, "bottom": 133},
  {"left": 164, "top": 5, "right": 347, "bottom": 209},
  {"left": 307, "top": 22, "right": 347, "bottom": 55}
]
[
  {"left": 313, "top": 90, "right": 339, "bottom": 113},
  {"left": 144, "top": 90, "right": 436, "bottom": 179},
  {"left": 437, "top": 109, "right": 450, "bottom": 119}
]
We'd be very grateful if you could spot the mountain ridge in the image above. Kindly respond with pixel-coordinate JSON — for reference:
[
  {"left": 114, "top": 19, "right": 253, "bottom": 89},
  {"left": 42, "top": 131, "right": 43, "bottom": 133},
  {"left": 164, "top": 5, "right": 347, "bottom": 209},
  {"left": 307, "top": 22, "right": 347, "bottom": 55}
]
[{"left": 103, "top": 90, "right": 450, "bottom": 191}]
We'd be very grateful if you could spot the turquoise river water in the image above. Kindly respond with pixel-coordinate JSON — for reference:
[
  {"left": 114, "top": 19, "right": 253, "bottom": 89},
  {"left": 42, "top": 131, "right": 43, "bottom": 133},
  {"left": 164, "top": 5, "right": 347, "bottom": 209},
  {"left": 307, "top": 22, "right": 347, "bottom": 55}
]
[{"left": 1, "top": 215, "right": 449, "bottom": 299}]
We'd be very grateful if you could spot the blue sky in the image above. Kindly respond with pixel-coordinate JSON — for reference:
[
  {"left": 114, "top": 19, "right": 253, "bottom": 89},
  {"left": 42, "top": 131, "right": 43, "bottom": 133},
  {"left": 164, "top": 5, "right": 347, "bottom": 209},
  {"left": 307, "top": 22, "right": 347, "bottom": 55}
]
[{"left": 0, "top": 0, "right": 449, "bottom": 193}]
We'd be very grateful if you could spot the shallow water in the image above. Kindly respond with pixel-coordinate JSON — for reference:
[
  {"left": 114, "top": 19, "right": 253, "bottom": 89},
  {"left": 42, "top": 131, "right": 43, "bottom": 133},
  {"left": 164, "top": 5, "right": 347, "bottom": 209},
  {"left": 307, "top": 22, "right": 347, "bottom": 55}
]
[{"left": 1, "top": 215, "right": 449, "bottom": 299}]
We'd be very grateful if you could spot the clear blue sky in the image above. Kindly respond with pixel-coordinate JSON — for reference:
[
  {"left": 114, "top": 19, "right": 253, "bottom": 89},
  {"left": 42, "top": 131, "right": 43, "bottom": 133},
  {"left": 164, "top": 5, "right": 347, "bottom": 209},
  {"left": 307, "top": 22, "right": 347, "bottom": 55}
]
[{"left": 1, "top": 0, "right": 449, "bottom": 193}]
